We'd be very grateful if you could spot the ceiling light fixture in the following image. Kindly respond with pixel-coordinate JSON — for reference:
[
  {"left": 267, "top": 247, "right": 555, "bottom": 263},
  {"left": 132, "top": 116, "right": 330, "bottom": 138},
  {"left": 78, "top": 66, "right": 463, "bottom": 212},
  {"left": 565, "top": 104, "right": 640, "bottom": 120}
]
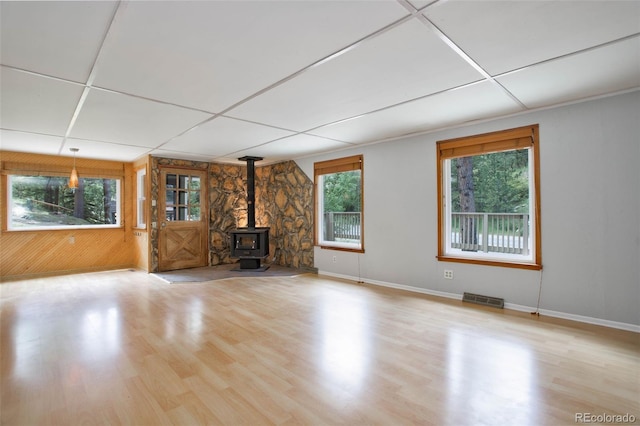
[{"left": 69, "top": 148, "right": 79, "bottom": 189}]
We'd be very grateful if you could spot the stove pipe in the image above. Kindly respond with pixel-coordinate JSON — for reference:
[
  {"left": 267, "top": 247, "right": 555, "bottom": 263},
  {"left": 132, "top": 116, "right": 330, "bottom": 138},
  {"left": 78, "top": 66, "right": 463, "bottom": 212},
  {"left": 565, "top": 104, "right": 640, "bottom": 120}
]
[{"left": 239, "top": 156, "right": 262, "bottom": 229}]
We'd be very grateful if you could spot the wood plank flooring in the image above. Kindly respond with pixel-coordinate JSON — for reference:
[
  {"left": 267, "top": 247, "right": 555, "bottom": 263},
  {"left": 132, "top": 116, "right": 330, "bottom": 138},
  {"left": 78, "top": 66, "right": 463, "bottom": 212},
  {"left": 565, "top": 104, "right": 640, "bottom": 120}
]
[{"left": 1, "top": 270, "right": 638, "bottom": 425}]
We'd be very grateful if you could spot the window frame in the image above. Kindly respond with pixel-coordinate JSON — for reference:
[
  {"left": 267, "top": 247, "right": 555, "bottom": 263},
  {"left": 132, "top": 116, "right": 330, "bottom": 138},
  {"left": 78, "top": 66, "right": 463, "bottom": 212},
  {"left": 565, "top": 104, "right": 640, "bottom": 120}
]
[
  {"left": 314, "top": 154, "right": 364, "bottom": 253},
  {"left": 135, "top": 167, "right": 147, "bottom": 229},
  {"left": 436, "top": 124, "right": 542, "bottom": 270},
  {"left": 6, "top": 173, "right": 122, "bottom": 231},
  {"left": 163, "top": 170, "right": 203, "bottom": 222}
]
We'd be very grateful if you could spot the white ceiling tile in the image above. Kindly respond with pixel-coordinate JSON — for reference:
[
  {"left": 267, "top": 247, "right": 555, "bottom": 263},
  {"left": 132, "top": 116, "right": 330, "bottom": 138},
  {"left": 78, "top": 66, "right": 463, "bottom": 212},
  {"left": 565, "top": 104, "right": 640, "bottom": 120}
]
[
  {"left": 497, "top": 37, "right": 640, "bottom": 109},
  {"left": 0, "top": 1, "right": 118, "bottom": 82},
  {"left": 150, "top": 150, "right": 217, "bottom": 163},
  {"left": 92, "top": 1, "right": 408, "bottom": 112},
  {"left": 228, "top": 19, "right": 483, "bottom": 131},
  {"left": 161, "top": 117, "right": 295, "bottom": 157},
  {"left": 309, "top": 82, "right": 523, "bottom": 144},
  {"left": 0, "top": 130, "right": 63, "bottom": 155},
  {"left": 0, "top": 67, "right": 84, "bottom": 136},
  {"left": 64, "top": 138, "right": 152, "bottom": 162},
  {"left": 69, "top": 89, "right": 212, "bottom": 148},
  {"left": 424, "top": 0, "right": 640, "bottom": 75},
  {"left": 233, "top": 134, "right": 352, "bottom": 162}
]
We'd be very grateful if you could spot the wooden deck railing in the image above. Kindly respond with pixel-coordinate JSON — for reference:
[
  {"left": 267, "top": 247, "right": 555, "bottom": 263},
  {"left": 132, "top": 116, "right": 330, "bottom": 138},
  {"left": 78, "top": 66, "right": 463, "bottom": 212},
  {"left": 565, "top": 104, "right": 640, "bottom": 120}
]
[
  {"left": 323, "top": 212, "right": 361, "bottom": 242},
  {"left": 323, "top": 211, "right": 529, "bottom": 255},
  {"left": 451, "top": 212, "right": 529, "bottom": 255}
]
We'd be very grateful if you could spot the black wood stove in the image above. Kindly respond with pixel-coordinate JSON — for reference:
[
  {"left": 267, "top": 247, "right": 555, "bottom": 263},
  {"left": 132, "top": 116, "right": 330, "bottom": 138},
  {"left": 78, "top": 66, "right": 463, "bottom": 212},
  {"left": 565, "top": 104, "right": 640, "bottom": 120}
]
[{"left": 230, "top": 156, "right": 270, "bottom": 271}]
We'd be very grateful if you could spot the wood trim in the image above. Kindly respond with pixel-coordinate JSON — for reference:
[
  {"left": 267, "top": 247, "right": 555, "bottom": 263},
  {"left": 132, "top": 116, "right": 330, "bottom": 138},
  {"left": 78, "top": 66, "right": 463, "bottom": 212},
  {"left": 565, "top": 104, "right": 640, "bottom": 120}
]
[
  {"left": 313, "top": 154, "right": 364, "bottom": 251},
  {"left": 437, "top": 124, "right": 534, "bottom": 148},
  {"left": 1, "top": 151, "right": 125, "bottom": 178},
  {"left": 437, "top": 124, "right": 536, "bottom": 160},
  {"left": 438, "top": 137, "right": 533, "bottom": 159},
  {"left": 320, "top": 245, "right": 365, "bottom": 254},
  {"left": 314, "top": 154, "right": 362, "bottom": 176},
  {"left": 436, "top": 124, "right": 542, "bottom": 269},
  {"left": 436, "top": 255, "right": 542, "bottom": 270},
  {"left": 1, "top": 173, "right": 6, "bottom": 232},
  {"left": 133, "top": 163, "right": 148, "bottom": 231},
  {"left": 531, "top": 125, "right": 542, "bottom": 268},
  {"left": 436, "top": 142, "right": 444, "bottom": 263}
]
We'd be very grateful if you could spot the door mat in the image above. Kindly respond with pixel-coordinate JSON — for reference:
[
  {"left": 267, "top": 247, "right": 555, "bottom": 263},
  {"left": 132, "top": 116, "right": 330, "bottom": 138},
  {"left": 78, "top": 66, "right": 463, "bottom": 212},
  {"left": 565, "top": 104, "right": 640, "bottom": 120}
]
[{"left": 153, "top": 263, "right": 314, "bottom": 283}]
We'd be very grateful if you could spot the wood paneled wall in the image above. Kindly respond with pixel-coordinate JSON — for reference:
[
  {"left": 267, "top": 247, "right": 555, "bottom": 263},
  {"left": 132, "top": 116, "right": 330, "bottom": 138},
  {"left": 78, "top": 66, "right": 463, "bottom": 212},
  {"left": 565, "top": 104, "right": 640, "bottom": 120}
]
[{"left": 0, "top": 151, "right": 135, "bottom": 280}]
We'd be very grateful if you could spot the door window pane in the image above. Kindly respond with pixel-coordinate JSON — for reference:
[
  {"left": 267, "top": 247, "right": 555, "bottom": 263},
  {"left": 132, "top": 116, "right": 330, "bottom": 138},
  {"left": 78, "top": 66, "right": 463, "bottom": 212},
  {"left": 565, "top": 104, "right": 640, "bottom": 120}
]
[{"left": 165, "top": 172, "right": 202, "bottom": 222}]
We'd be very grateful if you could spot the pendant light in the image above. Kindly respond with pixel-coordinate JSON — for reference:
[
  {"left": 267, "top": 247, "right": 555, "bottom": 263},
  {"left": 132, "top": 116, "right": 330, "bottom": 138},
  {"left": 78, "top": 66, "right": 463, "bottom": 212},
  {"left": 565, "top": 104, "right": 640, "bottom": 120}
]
[{"left": 69, "top": 148, "right": 79, "bottom": 189}]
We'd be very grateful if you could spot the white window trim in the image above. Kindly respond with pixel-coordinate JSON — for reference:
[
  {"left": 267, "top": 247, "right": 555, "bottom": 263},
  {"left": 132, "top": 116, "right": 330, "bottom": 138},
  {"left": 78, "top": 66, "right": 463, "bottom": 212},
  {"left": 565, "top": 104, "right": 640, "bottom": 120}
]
[{"left": 136, "top": 168, "right": 147, "bottom": 228}]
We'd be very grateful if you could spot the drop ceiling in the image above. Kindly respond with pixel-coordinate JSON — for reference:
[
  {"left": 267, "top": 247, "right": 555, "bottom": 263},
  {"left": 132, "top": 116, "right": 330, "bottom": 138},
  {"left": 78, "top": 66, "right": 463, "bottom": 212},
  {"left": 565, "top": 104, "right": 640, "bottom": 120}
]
[{"left": 1, "top": 0, "right": 639, "bottom": 165}]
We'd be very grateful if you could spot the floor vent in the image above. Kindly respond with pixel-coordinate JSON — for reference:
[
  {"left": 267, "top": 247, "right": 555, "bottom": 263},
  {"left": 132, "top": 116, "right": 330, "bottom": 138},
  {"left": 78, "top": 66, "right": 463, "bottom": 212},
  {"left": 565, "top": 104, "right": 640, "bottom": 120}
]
[{"left": 462, "top": 292, "right": 504, "bottom": 309}]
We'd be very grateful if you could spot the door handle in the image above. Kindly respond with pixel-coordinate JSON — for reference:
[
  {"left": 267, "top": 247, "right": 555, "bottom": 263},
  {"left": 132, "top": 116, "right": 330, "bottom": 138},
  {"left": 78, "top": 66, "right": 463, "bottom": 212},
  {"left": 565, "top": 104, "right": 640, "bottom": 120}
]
[{"left": 161, "top": 222, "right": 167, "bottom": 228}]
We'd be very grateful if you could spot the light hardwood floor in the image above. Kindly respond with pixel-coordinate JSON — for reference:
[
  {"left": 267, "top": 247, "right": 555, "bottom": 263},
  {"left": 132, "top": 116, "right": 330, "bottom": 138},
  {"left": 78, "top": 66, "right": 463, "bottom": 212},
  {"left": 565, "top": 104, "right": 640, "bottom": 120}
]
[{"left": 1, "top": 270, "right": 638, "bottom": 425}]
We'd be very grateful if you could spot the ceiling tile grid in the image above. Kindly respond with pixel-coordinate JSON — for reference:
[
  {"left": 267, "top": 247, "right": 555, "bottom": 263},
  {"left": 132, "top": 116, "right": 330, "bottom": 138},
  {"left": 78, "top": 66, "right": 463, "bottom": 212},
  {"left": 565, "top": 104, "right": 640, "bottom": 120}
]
[
  {"left": 423, "top": 0, "right": 640, "bottom": 75},
  {"left": 68, "top": 88, "right": 213, "bottom": 147},
  {"left": 63, "top": 138, "right": 152, "bottom": 162},
  {"left": 1, "top": 0, "right": 638, "bottom": 164},
  {"left": 226, "top": 18, "right": 484, "bottom": 132},
  {"left": 0, "top": 1, "right": 118, "bottom": 82},
  {"left": 496, "top": 36, "right": 640, "bottom": 109},
  {"left": 157, "top": 116, "right": 296, "bottom": 157},
  {"left": 91, "top": 0, "right": 409, "bottom": 113},
  {"left": 308, "top": 81, "right": 524, "bottom": 144},
  {"left": 232, "top": 134, "right": 353, "bottom": 164},
  {"left": 0, "top": 130, "right": 64, "bottom": 156}
]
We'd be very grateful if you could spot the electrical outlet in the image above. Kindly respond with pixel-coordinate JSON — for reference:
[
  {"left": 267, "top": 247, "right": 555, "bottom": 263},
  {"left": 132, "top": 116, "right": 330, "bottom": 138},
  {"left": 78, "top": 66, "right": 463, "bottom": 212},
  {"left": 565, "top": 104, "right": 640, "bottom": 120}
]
[
  {"left": 332, "top": 256, "right": 337, "bottom": 263},
  {"left": 444, "top": 270, "right": 454, "bottom": 280}
]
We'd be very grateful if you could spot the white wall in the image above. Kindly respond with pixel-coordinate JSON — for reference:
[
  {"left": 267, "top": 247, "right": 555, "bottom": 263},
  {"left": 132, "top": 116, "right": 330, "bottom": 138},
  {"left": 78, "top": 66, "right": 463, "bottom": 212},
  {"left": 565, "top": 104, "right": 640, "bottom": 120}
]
[{"left": 296, "top": 91, "right": 640, "bottom": 330}]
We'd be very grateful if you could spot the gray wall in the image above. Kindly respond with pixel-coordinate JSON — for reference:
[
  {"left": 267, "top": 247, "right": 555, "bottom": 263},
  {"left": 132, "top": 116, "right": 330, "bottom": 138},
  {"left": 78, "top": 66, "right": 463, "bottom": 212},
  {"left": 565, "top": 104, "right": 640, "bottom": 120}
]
[{"left": 296, "top": 91, "right": 640, "bottom": 329}]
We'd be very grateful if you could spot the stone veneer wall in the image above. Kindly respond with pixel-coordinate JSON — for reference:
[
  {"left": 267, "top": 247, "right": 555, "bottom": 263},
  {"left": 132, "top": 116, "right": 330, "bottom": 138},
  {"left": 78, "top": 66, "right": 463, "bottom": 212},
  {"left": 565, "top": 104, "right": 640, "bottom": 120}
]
[
  {"left": 150, "top": 157, "right": 314, "bottom": 272},
  {"left": 208, "top": 162, "right": 246, "bottom": 265},
  {"left": 255, "top": 160, "right": 314, "bottom": 270},
  {"left": 209, "top": 160, "right": 314, "bottom": 270}
]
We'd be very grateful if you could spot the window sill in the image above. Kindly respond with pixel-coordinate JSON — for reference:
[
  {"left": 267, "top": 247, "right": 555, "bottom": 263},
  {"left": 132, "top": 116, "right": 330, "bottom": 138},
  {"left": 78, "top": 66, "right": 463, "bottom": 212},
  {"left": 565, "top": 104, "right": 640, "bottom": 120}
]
[
  {"left": 319, "top": 244, "right": 364, "bottom": 254},
  {"left": 5, "top": 225, "right": 123, "bottom": 232},
  {"left": 437, "top": 255, "right": 542, "bottom": 270}
]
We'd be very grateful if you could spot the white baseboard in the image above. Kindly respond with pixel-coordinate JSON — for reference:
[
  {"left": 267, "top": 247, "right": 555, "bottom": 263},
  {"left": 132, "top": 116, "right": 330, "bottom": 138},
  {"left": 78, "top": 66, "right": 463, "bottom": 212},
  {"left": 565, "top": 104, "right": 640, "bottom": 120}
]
[{"left": 318, "top": 271, "right": 640, "bottom": 333}]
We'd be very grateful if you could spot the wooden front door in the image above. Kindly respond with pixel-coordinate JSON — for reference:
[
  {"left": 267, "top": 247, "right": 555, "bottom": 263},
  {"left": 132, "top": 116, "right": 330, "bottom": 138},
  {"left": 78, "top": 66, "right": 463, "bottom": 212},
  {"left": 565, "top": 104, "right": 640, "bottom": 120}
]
[{"left": 158, "top": 168, "right": 208, "bottom": 271}]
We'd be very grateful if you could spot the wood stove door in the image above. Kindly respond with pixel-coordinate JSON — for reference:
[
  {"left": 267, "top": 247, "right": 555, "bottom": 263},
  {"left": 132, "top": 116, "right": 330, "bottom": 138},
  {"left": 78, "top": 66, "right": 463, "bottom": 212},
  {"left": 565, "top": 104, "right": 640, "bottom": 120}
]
[{"left": 158, "top": 168, "right": 208, "bottom": 271}]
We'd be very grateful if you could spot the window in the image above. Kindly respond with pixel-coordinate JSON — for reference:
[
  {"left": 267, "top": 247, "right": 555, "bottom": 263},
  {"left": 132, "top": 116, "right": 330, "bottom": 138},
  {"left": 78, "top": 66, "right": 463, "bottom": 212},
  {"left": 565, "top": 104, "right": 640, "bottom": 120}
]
[
  {"left": 8, "top": 175, "right": 121, "bottom": 230},
  {"left": 314, "top": 154, "right": 364, "bottom": 252},
  {"left": 164, "top": 172, "right": 201, "bottom": 221},
  {"left": 437, "top": 125, "right": 541, "bottom": 269},
  {"left": 136, "top": 168, "right": 147, "bottom": 228}
]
